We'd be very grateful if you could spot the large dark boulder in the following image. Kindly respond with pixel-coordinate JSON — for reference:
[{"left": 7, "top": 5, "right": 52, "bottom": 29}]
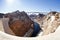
[{"left": 4, "top": 10, "right": 34, "bottom": 37}]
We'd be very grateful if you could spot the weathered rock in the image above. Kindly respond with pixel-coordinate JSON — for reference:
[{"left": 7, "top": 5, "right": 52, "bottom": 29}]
[
  {"left": 32, "top": 13, "right": 45, "bottom": 28},
  {"left": 2, "top": 18, "right": 15, "bottom": 35},
  {"left": 42, "top": 11, "right": 60, "bottom": 35},
  {"left": 4, "top": 10, "right": 34, "bottom": 37}
]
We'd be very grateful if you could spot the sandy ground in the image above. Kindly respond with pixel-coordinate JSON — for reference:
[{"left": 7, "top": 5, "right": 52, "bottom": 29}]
[
  {"left": 0, "top": 26, "right": 60, "bottom": 40},
  {"left": 0, "top": 19, "right": 4, "bottom": 31}
]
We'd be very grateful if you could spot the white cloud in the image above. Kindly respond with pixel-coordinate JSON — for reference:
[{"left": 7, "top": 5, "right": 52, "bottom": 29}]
[{"left": 6, "top": 0, "right": 14, "bottom": 5}]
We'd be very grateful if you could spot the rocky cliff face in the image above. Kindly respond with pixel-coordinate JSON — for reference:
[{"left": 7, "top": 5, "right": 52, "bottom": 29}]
[
  {"left": 41, "top": 12, "right": 60, "bottom": 35},
  {"left": 4, "top": 10, "right": 34, "bottom": 37},
  {"left": 32, "top": 13, "right": 45, "bottom": 27},
  {"left": 35, "top": 11, "right": 60, "bottom": 35},
  {"left": 1, "top": 11, "right": 60, "bottom": 37}
]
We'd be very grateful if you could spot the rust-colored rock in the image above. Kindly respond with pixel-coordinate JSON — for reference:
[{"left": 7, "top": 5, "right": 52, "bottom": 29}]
[
  {"left": 4, "top": 10, "right": 34, "bottom": 37},
  {"left": 9, "top": 20, "right": 33, "bottom": 36}
]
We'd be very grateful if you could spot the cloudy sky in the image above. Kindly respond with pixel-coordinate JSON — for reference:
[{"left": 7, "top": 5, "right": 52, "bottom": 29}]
[{"left": 0, "top": 0, "right": 60, "bottom": 13}]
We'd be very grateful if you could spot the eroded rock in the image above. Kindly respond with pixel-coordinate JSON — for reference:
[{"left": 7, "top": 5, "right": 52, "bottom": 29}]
[
  {"left": 42, "top": 11, "right": 60, "bottom": 35},
  {"left": 4, "top": 10, "right": 34, "bottom": 37}
]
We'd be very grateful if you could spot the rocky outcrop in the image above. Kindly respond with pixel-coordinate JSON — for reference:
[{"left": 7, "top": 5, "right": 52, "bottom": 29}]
[
  {"left": 34, "top": 11, "right": 60, "bottom": 35},
  {"left": 4, "top": 10, "right": 34, "bottom": 37},
  {"left": 38, "top": 13, "right": 45, "bottom": 18},
  {"left": 32, "top": 13, "right": 45, "bottom": 28},
  {"left": 41, "top": 11, "right": 60, "bottom": 35}
]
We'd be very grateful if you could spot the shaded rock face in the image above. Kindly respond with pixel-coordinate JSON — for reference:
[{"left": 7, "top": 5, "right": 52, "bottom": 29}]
[
  {"left": 32, "top": 13, "right": 45, "bottom": 28},
  {"left": 36, "top": 14, "right": 45, "bottom": 24},
  {"left": 38, "top": 13, "right": 45, "bottom": 18},
  {"left": 4, "top": 11, "right": 34, "bottom": 37},
  {"left": 0, "top": 13, "right": 4, "bottom": 18},
  {"left": 41, "top": 12, "right": 60, "bottom": 35},
  {"left": 29, "top": 14, "right": 37, "bottom": 19},
  {"left": 48, "top": 11, "right": 57, "bottom": 16},
  {"left": 29, "top": 13, "right": 45, "bottom": 20},
  {"left": 4, "top": 11, "right": 32, "bottom": 24}
]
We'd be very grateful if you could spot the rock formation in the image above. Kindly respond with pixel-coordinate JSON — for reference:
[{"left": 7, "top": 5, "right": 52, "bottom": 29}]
[
  {"left": 41, "top": 11, "right": 60, "bottom": 35},
  {"left": 1, "top": 11, "right": 60, "bottom": 37},
  {"left": 4, "top": 10, "right": 34, "bottom": 37},
  {"left": 34, "top": 11, "right": 60, "bottom": 35}
]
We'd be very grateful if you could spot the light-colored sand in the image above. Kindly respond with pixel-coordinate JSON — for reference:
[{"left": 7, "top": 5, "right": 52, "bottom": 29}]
[
  {"left": 0, "top": 19, "right": 4, "bottom": 32},
  {"left": 0, "top": 25, "right": 60, "bottom": 40}
]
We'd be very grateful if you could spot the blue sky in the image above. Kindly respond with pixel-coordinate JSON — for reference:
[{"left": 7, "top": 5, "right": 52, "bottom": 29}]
[{"left": 0, "top": 0, "right": 60, "bottom": 13}]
